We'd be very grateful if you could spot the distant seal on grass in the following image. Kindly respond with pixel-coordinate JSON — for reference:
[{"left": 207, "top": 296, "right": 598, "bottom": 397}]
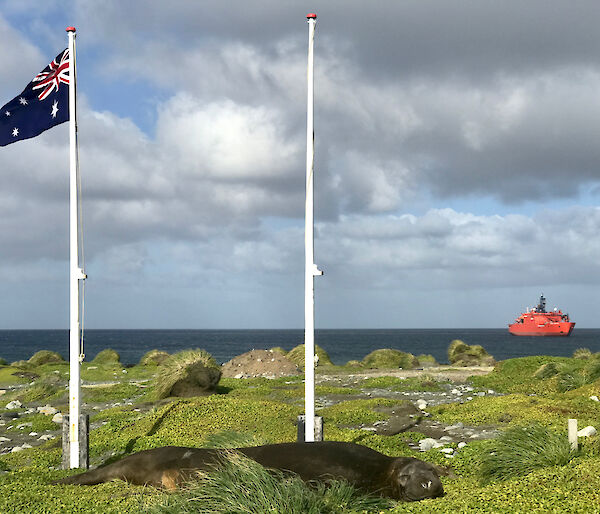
[{"left": 53, "top": 441, "right": 445, "bottom": 501}]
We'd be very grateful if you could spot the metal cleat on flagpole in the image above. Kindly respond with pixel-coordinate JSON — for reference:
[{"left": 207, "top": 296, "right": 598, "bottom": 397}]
[{"left": 313, "top": 264, "right": 323, "bottom": 276}]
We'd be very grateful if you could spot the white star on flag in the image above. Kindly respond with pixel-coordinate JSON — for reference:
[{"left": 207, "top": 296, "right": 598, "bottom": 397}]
[
  {"left": 51, "top": 100, "right": 59, "bottom": 118},
  {"left": 4, "top": 111, "right": 10, "bottom": 117},
  {"left": 19, "top": 97, "right": 27, "bottom": 105},
  {"left": 12, "top": 128, "right": 18, "bottom": 137}
]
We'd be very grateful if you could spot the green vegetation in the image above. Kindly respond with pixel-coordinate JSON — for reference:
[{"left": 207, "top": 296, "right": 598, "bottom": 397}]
[
  {"left": 286, "top": 344, "right": 333, "bottom": 367},
  {"left": 139, "top": 350, "right": 170, "bottom": 366},
  {"left": 362, "top": 349, "right": 418, "bottom": 369},
  {"left": 362, "top": 375, "right": 444, "bottom": 392},
  {"left": 150, "top": 451, "right": 390, "bottom": 514},
  {"left": 154, "top": 349, "right": 221, "bottom": 399},
  {"left": 92, "top": 349, "right": 121, "bottom": 364},
  {"left": 1, "top": 350, "right": 600, "bottom": 512},
  {"left": 479, "top": 424, "right": 577, "bottom": 483},
  {"left": 447, "top": 340, "right": 494, "bottom": 366},
  {"left": 28, "top": 350, "right": 65, "bottom": 366}
]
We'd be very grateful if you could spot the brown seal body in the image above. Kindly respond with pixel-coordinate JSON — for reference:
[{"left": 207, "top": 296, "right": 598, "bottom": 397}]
[{"left": 54, "top": 441, "right": 444, "bottom": 501}]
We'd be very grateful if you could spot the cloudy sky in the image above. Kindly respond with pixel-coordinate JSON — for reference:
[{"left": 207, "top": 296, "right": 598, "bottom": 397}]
[{"left": 1, "top": 1, "right": 600, "bottom": 329}]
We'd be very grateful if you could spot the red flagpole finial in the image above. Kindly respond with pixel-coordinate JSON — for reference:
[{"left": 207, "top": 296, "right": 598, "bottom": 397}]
[
  {"left": 306, "top": 13, "right": 317, "bottom": 19},
  {"left": 66, "top": 26, "right": 76, "bottom": 32}
]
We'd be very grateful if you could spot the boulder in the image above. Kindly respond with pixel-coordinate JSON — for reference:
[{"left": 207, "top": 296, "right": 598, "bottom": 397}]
[{"left": 222, "top": 349, "right": 300, "bottom": 379}]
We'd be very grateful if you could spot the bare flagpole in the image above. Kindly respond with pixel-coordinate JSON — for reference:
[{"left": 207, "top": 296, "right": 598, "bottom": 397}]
[
  {"left": 67, "top": 26, "right": 86, "bottom": 468},
  {"left": 304, "top": 12, "right": 322, "bottom": 443}
]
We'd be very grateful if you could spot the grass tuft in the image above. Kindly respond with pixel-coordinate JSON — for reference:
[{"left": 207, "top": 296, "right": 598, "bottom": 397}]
[
  {"left": 480, "top": 424, "right": 577, "bottom": 483},
  {"left": 149, "top": 451, "right": 390, "bottom": 514},
  {"left": 154, "top": 349, "right": 221, "bottom": 399}
]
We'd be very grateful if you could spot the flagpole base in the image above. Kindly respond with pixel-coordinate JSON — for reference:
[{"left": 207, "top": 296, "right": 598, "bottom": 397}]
[
  {"left": 297, "top": 415, "right": 324, "bottom": 442},
  {"left": 61, "top": 414, "right": 89, "bottom": 469}
]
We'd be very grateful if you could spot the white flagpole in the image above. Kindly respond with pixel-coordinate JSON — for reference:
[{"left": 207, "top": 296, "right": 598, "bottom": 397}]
[
  {"left": 304, "top": 13, "right": 321, "bottom": 443},
  {"left": 66, "top": 26, "right": 85, "bottom": 468}
]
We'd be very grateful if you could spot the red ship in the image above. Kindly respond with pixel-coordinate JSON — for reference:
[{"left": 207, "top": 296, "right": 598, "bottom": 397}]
[{"left": 508, "top": 294, "right": 575, "bottom": 336}]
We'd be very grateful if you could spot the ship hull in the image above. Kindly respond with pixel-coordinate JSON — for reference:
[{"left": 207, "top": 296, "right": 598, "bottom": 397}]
[{"left": 508, "top": 322, "right": 575, "bottom": 337}]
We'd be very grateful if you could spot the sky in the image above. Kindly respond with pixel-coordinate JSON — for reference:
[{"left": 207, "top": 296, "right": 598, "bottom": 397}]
[{"left": 1, "top": 1, "right": 600, "bottom": 329}]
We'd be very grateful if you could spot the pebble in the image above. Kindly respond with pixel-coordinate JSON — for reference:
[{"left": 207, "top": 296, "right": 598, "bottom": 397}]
[
  {"left": 52, "top": 413, "right": 63, "bottom": 424},
  {"left": 590, "top": 396, "right": 599, "bottom": 402},
  {"left": 11, "top": 444, "right": 32, "bottom": 453},
  {"left": 440, "top": 447, "right": 454, "bottom": 454},
  {"left": 0, "top": 437, "right": 10, "bottom": 443},
  {"left": 38, "top": 434, "right": 55, "bottom": 441},
  {"left": 37, "top": 405, "right": 58, "bottom": 416},
  {"left": 416, "top": 399, "right": 428, "bottom": 410},
  {"left": 5, "top": 400, "right": 22, "bottom": 410},
  {"left": 457, "top": 442, "right": 467, "bottom": 449}
]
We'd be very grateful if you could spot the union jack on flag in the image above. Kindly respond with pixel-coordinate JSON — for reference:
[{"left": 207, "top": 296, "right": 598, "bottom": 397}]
[{"left": 0, "top": 48, "right": 70, "bottom": 147}]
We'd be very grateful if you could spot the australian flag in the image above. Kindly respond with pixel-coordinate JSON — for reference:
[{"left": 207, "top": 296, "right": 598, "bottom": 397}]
[{"left": 0, "top": 49, "right": 70, "bottom": 147}]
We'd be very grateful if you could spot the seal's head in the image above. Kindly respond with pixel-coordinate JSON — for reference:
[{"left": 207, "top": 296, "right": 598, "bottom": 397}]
[{"left": 388, "top": 458, "right": 445, "bottom": 501}]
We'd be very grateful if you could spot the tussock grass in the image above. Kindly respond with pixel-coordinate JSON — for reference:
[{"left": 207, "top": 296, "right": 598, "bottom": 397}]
[
  {"left": 573, "top": 347, "right": 592, "bottom": 359},
  {"left": 362, "top": 348, "right": 418, "bottom": 369},
  {"left": 92, "top": 349, "right": 121, "bottom": 364},
  {"left": 139, "top": 349, "right": 170, "bottom": 366},
  {"left": 27, "top": 350, "right": 64, "bottom": 366},
  {"left": 154, "top": 349, "right": 221, "bottom": 399},
  {"left": 480, "top": 424, "right": 577, "bottom": 483},
  {"left": 150, "top": 451, "right": 390, "bottom": 514},
  {"left": 287, "top": 344, "right": 333, "bottom": 367}
]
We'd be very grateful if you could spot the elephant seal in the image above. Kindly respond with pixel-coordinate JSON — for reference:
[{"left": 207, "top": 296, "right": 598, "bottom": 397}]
[{"left": 54, "top": 441, "right": 445, "bottom": 501}]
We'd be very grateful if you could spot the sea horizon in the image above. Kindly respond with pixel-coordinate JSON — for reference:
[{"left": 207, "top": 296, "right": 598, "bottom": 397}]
[{"left": 1, "top": 328, "right": 598, "bottom": 367}]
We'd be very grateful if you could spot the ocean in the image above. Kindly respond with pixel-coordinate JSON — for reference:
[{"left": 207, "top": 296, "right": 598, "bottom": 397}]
[{"left": 0, "top": 328, "right": 598, "bottom": 366}]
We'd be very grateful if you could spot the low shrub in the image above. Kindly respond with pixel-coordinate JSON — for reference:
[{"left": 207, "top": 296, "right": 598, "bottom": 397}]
[{"left": 479, "top": 424, "right": 577, "bottom": 483}]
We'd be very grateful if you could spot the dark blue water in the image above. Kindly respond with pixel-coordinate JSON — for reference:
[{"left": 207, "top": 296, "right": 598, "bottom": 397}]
[{"left": 0, "top": 329, "right": 598, "bottom": 366}]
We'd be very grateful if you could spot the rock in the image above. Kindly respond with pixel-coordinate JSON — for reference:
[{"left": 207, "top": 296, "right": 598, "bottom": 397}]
[
  {"left": 222, "top": 349, "right": 300, "bottom": 379},
  {"left": 52, "top": 413, "right": 64, "bottom": 424},
  {"left": 5, "top": 400, "right": 22, "bottom": 410},
  {"left": 37, "top": 405, "right": 58, "bottom": 416},
  {"left": 419, "top": 438, "right": 442, "bottom": 451},
  {"left": 577, "top": 426, "right": 597, "bottom": 437},
  {"left": 0, "top": 437, "right": 10, "bottom": 443},
  {"left": 440, "top": 447, "right": 454, "bottom": 454},
  {"left": 451, "top": 388, "right": 461, "bottom": 395},
  {"left": 11, "top": 444, "right": 31, "bottom": 453},
  {"left": 29, "top": 432, "right": 38, "bottom": 436},
  {"left": 590, "top": 396, "right": 599, "bottom": 402},
  {"left": 416, "top": 399, "right": 428, "bottom": 410},
  {"left": 457, "top": 442, "right": 467, "bottom": 449},
  {"left": 38, "top": 434, "right": 55, "bottom": 441}
]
